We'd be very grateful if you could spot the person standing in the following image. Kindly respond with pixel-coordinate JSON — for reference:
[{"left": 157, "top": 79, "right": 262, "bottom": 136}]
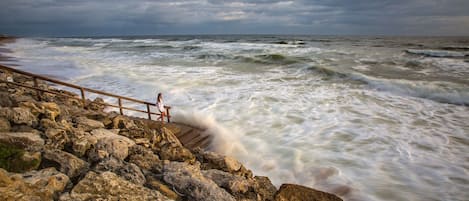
[{"left": 156, "top": 93, "right": 166, "bottom": 122}]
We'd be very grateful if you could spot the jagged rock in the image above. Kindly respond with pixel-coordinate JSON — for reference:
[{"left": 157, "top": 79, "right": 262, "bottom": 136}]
[
  {"left": 18, "top": 101, "right": 43, "bottom": 117},
  {"left": 88, "top": 128, "right": 135, "bottom": 161},
  {"left": 0, "top": 107, "right": 37, "bottom": 126},
  {"left": 72, "top": 137, "right": 90, "bottom": 157},
  {"left": 112, "top": 115, "right": 137, "bottom": 129},
  {"left": 61, "top": 171, "right": 170, "bottom": 201},
  {"left": 0, "top": 117, "right": 10, "bottom": 131},
  {"left": 254, "top": 176, "right": 277, "bottom": 201},
  {"left": 75, "top": 116, "right": 104, "bottom": 131},
  {"left": 0, "top": 132, "right": 44, "bottom": 151},
  {"left": 0, "top": 167, "right": 69, "bottom": 201},
  {"left": 202, "top": 169, "right": 251, "bottom": 194},
  {"left": 0, "top": 143, "right": 41, "bottom": 173},
  {"left": 40, "top": 118, "right": 59, "bottom": 129},
  {"left": 128, "top": 145, "right": 162, "bottom": 173},
  {"left": 41, "top": 102, "right": 61, "bottom": 121},
  {"left": 274, "top": 184, "right": 343, "bottom": 201},
  {"left": 163, "top": 161, "right": 236, "bottom": 201},
  {"left": 42, "top": 149, "right": 89, "bottom": 179},
  {"left": 44, "top": 128, "right": 70, "bottom": 150},
  {"left": 146, "top": 176, "right": 181, "bottom": 201},
  {"left": 94, "top": 157, "right": 146, "bottom": 185},
  {"left": 194, "top": 148, "right": 252, "bottom": 178},
  {"left": 153, "top": 127, "right": 195, "bottom": 163}
]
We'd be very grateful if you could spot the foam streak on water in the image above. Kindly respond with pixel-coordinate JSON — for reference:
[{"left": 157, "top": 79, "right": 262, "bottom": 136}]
[{"left": 2, "top": 36, "right": 469, "bottom": 201}]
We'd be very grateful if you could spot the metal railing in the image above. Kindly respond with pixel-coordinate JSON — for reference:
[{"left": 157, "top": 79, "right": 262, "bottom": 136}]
[{"left": 0, "top": 64, "right": 171, "bottom": 122}]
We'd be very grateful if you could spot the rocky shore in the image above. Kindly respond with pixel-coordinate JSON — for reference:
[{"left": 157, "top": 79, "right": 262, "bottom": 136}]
[{"left": 0, "top": 62, "right": 343, "bottom": 200}]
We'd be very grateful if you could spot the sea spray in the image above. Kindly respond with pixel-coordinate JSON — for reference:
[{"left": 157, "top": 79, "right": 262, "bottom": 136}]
[{"left": 172, "top": 111, "right": 248, "bottom": 155}]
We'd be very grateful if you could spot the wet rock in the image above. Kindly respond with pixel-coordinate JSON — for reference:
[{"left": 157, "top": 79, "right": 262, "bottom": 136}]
[
  {"left": 88, "top": 128, "right": 135, "bottom": 162},
  {"left": 202, "top": 169, "right": 251, "bottom": 194},
  {"left": 75, "top": 116, "right": 104, "bottom": 131},
  {"left": 42, "top": 149, "right": 89, "bottom": 179},
  {"left": 163, "top": 161, "right": 236, "bottom": 201},
  {"left": 0, "top": 143, "right": 41, "bottom": 173},
  {"left": 128, "top": 145, "right": 162, "bottom": 173},
  {"left": 61, "top": 171, "right": 169, "bottom": 201},
  {"left": 274, "top": 184, "right": 343, "bottom": 201},
  {"left": 195, "top": 148, "right": 252, "bottom": 178},
  {"left": 0, "top": 167, "right": 69, "bottom": 201},
  {"left": 254, "top": 176, "right": 277, "bottom": 201},
  {"left": 94, "top": 157, "right": 146, "bottom": 185},
  {"left": 44, "top": 128, "right": 70, "bottom": 150},
  {"left": 153, "top": 127, "right": 195, "bottom": 162},
  {"left": 0, "top": 117, "right": 10, "bottom": 131},
  {"left": 0, "top": 132, "right": 44, "bottom": 151}
]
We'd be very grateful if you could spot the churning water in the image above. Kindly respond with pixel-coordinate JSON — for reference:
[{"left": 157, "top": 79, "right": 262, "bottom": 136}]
[{"left": 2, "top": 35, "right": 469, "bottom": 201}]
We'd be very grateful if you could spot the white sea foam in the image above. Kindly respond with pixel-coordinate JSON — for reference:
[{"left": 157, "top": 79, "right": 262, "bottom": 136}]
[
  {"left": 406, "top": 49, "right": 467, "bottom": 57},
  {"left": 2, "top": 37, "right": 469, "bottom": 201}
]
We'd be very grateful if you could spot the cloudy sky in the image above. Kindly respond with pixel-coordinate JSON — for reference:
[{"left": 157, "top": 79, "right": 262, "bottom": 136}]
[{"left": 1, "top": 0, "right": 468, "bottom": 36}]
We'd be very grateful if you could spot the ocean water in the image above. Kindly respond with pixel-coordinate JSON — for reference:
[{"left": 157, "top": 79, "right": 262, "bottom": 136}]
[{"left": 2, "top": 35, "right": 469, "bottom": 201}]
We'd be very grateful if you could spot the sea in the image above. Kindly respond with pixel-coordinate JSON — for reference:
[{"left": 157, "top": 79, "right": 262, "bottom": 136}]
[{"left": 1, "top": 35, "right": 468, "bottom": 201}]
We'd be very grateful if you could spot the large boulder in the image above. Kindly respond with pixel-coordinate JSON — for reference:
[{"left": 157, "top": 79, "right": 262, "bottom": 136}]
[
  {"left": 128, "top": 145, "right": 162, "bottom": 173},
  {"left": 194, "top": 148, "right": 252, "bottom": 178},
  {"left": 75, "top": 116, "right": 104, "bottom": 132},
  {"left": 202, "top": 169, "right": 251, "bottom": 194},
  {"left": 0, "top": 132, "right": 44, "bottom": 151},
  {"left": 0, "top": 167, "right": 69, "bottom": 201},
  {"left": 94, "top": 157, "right": 146, "bottom": 185},
  {"left": 88, "top": 128, "right": 135, "bottom": 162},
  {"left": 112, "top": 115, "right": 137, "bottom": 129},
  {"left": 254, "top": 176, "right": 277, "bottom": 201},
  {"left": 0, "top": 143, "right": 41, "bottom": 173},
  {"left": 44, "top": 128, "right": 70, "bottom": 150},
  {"left": 274, "top": 184, "right": 343, "bottom": 201},
  {"left": 42, "top": 149, "right": 89, "bottom": 179},
  {"left": 162, "top": 161, "right": 236, "bottom": 201},
  {"left": 153, "top": 127, "right": 194, "bottom": 162},
  {"left": 60, "top": 171, "right": 170, "bottom": 201},
  {"left": 0, "top": 107, "right": 37, "bottom": 126}
]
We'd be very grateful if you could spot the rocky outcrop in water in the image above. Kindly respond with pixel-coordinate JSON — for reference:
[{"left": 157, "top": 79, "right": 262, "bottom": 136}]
[{"left": 0, "top": 69, "right": 343, "bottom": 201}]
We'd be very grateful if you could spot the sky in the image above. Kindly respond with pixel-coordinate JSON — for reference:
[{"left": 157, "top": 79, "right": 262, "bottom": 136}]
[{"left": 0, "top": 0, "right": 468, "bottom": 36}]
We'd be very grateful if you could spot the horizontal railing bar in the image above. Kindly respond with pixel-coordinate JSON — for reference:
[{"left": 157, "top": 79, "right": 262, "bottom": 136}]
[
  {"left": 0, "top": 64, "right": 171, "bottom": 122},
  {"left": 0, "top": 64, "right": 156, "bottom": 105}
]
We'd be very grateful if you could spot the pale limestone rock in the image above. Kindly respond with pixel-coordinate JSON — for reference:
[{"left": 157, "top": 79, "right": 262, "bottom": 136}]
[
  {"left": 75, "top": 116, "right": 104, "bottom": 131},
  {"left": 61, "top": 171, "right": 170, "bottom": 201},
  {"left": 88, "top": 128, "right": 135, "bottom": 161},
  {"left": 0, "top": 167, "right": 69, "bottom": 201},
  {"left": 163, "top": 161, "right": 236, "bottom": 201},
  {"left": 43, "top": 149, "right": 89, "bottom": 179}
]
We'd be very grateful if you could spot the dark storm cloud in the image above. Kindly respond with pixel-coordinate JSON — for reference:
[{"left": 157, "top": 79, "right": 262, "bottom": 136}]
[{"left": 0, "top": 0, "right": 468, "bottom": 36}]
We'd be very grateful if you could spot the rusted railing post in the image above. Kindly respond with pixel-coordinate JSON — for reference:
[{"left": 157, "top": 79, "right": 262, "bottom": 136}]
[
  {"left": 165, "top": 106, "right": 171, "bottom": 123},
  {"left": 146, "top": 103, "right": 151, "bottom": 120},
  {"left": 80, "top": 88, "right": 86, "bottom": 108},
  {"left": 33, "top": 77, "right": 41, "bottom": 101},
  {"left": 118, "top": 98, "right": 123, "bottom": 115}
]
